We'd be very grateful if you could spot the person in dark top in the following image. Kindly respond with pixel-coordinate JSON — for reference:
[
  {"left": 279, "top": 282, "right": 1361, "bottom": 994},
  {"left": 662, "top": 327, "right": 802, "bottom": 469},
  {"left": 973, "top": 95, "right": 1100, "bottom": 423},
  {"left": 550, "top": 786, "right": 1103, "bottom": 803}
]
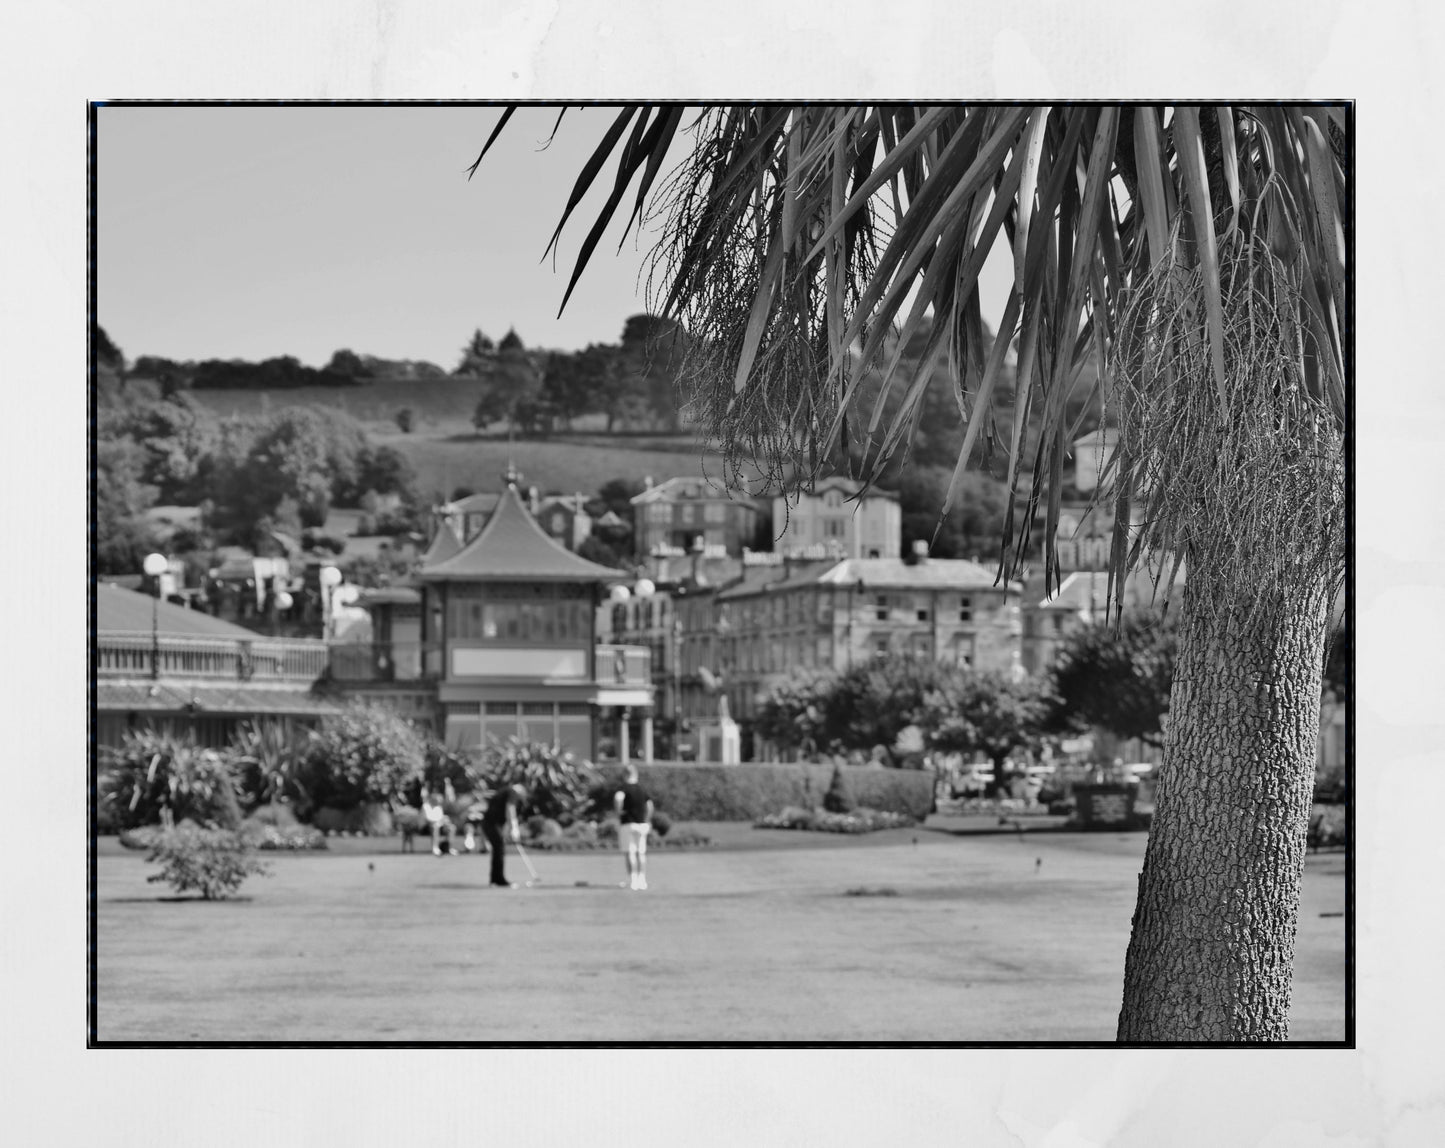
[
  {"left": 481, "top": 783, "right": 526, "bottom": 887},
  {"left": 613, "top": 764, "right": 655, "bottom": 891}
]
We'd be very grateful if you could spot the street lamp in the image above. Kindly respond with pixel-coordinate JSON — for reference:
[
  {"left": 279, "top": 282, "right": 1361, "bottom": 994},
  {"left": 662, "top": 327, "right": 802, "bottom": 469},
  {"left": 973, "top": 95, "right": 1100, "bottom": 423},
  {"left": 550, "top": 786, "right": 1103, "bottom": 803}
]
[
  {"left": 319, "top": 565, "right": 342, "bottom": 641},
  {"left": 273, "top": 590, "right": 294, "bottom": 637},
  {"left": 143, "top": 552, "right": 168, "bottom": 680}
]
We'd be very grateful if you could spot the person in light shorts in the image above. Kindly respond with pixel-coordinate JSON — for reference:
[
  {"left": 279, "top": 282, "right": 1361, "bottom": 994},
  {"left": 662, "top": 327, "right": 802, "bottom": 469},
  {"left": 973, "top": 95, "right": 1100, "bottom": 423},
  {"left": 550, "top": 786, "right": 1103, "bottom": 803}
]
[{"left": 613, "top": 764, "right": 655, "bottom": 891}]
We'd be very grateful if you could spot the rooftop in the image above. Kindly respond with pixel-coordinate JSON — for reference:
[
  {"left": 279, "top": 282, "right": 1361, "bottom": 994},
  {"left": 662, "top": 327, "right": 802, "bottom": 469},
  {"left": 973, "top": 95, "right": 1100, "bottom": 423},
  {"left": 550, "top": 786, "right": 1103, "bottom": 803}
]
[
  {"left": 97, "top": 583, "right": 274, "bottom": 640},
  {"left": 421, "top": 484, "right": 625, "bottom": 583}
]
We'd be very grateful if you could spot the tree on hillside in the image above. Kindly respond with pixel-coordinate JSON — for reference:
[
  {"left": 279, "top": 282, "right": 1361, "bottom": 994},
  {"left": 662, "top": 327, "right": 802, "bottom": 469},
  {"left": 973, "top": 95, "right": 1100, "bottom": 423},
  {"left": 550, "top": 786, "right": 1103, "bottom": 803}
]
[
  {"left": 617, "top": 313, "right": 690, "bottom": 430},
  {"left": 472, "top": 331, "right": 543, "bottom": 434},
  {"left": 98, "top": 387, "right": 219, "bottom": 505},
  {"left": 896, "top": 465, "right": 1010, "bottom": 561},
  {"left": 95, "top": 437, "right": 160, "bottom": 574},
  {"left": 1050, "top": 611, "right": 1178, "bottom": 748},
  {"left": 94, "top": 325, "right": 125, "bottom": 377},
  {"left": 477, "top": 104, "right": 1348, "bottom": 1041},
  {"left": 453, "top": 329, "right": 496, "bottom": 376}
]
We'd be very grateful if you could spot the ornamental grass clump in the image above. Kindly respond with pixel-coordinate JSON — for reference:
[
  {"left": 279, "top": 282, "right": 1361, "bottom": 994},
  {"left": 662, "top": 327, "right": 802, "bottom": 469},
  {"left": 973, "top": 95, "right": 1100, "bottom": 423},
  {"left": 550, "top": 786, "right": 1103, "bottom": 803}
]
[
  {"left": 146, "top": 823, "right": 270, "bottom": 900},
  {"left": 99, "top": 730, "right": 244, "bottom": 831}
]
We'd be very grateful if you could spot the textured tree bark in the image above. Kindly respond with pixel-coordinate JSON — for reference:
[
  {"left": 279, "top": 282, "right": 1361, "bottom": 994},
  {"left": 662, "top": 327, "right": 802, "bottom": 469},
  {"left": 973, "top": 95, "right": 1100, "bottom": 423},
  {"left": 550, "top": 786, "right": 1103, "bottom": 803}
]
[{"left": 1116, "top": 571, "right": 1330, "bottom": 1041}]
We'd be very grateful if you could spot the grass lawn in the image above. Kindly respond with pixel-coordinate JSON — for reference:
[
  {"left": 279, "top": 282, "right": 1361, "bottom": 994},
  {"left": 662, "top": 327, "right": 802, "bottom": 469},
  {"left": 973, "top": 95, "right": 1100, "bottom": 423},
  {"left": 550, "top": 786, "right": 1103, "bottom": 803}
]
[{"left": 94, "top": 825, "right": 1346, "bottom": 1043}]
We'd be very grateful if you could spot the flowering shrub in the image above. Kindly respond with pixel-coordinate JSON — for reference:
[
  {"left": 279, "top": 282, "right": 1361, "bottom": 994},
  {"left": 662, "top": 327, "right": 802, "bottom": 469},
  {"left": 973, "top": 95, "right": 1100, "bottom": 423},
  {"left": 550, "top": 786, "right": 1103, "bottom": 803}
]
[
  {"left": 754, "top": 806, "right": 915, "bottom": 834},
  {"left": 145, "top": 823, "right": 270, "bottom": 899},
  {"left": 303, "top": 702, "right": 426, "bottom": 810}
]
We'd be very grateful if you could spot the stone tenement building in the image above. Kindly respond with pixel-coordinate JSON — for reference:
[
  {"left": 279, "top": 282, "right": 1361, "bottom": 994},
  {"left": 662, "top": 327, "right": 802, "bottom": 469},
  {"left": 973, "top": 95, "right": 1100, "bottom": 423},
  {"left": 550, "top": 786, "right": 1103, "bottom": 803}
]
[{"left": 702, "top": 548, "right": 1024, "bottom": 723}]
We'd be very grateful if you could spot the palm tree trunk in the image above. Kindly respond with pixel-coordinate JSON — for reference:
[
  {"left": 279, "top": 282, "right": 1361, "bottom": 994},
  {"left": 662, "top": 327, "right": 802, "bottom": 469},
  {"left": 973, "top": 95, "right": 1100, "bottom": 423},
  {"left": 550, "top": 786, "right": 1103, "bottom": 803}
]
[{"left": 1116, "top": 570, "right": 1330, "bottom": 1041}]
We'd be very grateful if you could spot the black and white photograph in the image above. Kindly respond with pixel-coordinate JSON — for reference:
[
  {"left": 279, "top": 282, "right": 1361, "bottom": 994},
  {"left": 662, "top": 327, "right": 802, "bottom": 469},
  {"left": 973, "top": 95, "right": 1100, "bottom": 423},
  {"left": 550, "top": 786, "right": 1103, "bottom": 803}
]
[
  {"left": 5, "top": 2, "right": 1438, "bottom": 1142},
  {"left": 89, "top": 100, "right": 1350, "bottom": 1045}
]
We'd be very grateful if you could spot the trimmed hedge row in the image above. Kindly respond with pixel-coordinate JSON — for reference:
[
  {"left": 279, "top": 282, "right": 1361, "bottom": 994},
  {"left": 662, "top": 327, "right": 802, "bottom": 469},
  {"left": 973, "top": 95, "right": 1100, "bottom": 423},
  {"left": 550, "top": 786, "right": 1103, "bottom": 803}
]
[{"left": 591, "top": 762, "right": 936, "bottom": 822}]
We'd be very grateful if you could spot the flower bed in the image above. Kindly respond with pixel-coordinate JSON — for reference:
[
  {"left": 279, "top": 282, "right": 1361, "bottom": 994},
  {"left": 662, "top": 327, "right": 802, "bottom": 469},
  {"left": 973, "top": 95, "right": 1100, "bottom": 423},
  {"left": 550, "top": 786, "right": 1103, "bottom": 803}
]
[{"left": 753, "top": 806, "right": 916, "bottom": 834}]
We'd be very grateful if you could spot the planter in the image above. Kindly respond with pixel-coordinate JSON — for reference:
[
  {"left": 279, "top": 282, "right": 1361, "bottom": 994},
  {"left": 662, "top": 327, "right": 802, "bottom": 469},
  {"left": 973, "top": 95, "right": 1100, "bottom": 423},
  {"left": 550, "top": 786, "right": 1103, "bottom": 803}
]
[{"left": 1073, "top": 783, "right": 1138, "bottom": 830}]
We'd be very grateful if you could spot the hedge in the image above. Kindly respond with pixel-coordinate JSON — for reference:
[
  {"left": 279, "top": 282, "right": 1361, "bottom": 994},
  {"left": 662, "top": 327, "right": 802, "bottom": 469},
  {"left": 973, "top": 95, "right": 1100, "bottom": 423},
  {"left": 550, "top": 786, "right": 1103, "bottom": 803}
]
[{"left": 591, "top": 762, "right": 936, "bottom": 822}]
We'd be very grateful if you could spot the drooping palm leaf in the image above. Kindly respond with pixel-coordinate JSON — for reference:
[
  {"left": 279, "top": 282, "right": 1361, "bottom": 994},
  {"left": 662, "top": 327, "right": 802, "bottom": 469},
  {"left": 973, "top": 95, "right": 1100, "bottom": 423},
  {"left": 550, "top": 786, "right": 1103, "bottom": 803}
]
[{"left": 474, "top": 103, "right": 1348, "bottom": 613}]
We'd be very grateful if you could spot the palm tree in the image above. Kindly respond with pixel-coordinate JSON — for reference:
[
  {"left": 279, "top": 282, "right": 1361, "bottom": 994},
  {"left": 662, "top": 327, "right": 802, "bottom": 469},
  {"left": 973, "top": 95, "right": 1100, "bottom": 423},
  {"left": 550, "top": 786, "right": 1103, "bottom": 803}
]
[{"left": 474, "top": 104, "right": 1348, "bottom": 1041}]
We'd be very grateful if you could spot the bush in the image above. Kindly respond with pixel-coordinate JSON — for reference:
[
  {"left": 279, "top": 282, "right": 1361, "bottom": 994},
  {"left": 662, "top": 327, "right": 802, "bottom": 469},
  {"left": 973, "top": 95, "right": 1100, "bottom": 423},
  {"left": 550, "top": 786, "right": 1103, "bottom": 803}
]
[
  {"left": 229, "top": 720, "right": 313, "bottom": 810},
  {"left": 303, "top": 703, "right": 426, "bottom": 811},
  {"left": 145, "top": 823, "right": 270, "bottom": 899},
  {"left": 478, "top": 738, "right": 599, "bottom": 826},
  {"left": 588, "top": 762, "right": 935, "bottom": 821},
  {"left": 822, "top": 765, "right": 857, "bottom": 814},
  {"left": 99, "top": 730, "right": 244, "bottom": 831}
]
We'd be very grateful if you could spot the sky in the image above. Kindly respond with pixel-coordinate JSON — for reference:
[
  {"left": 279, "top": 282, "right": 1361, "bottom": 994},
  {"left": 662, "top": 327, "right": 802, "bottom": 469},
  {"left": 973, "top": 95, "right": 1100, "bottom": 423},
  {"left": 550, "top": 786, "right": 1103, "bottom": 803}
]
[
  {"left": 97, "top": 105, "right": 685, "bottom": 368},
  {"left": 97, "top": 104, "right": 1013, "bottom": 370}
]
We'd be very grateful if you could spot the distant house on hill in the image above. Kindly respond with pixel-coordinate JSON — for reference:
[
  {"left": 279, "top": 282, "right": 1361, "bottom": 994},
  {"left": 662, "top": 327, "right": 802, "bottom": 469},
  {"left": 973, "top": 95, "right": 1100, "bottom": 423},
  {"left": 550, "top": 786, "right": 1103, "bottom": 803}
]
[
  {"left": 772, "top": 476, "right": 900, "bottom": 560},
  {"left": 631, "top": 476, "right": 762, "bottom": 558}
]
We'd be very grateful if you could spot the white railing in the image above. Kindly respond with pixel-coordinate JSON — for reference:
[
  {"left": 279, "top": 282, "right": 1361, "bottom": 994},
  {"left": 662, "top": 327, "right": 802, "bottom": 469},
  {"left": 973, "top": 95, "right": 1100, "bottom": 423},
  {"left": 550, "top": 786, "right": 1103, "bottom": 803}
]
[{"left": 97, "top": 632, "right": 330, "bottom": 682}]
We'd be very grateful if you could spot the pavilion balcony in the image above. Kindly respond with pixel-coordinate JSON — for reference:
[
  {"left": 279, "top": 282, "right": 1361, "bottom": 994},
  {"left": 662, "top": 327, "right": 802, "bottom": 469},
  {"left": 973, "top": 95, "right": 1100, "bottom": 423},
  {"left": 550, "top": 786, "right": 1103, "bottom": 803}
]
[
  {"left": 326, "top": 641, "right": 444, "bottom": 683},
  {"left": 96, "top": 632, "right": 331, "bottom": 683},
  {"left": 596, "top": 643, "right": 651, "bottom": 686}
]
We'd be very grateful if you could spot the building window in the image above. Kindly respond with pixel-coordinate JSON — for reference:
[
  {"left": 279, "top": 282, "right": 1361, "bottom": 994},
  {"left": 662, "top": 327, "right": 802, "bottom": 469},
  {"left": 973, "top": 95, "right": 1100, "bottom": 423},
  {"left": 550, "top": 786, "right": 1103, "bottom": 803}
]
[
  {"left": 873, "top": 636, "right": 891, "bottom": 658},
  {"left": 704, "top": 503, "right": 726, "bottom": 523},
  {"left": 959, "top": 597, "right": 973, "bottom": 622},
  {"left": 875, "top": 595, "right": 888, "bottom": 622},
  {"left": 954, "top": 636, "right": 974, "bottom": 668},
  {"left": 916, "top": 603, "right": 930, "bottom": 622},
  {"left": 681, "top": 504, "right": 697, "bottom": 525}
]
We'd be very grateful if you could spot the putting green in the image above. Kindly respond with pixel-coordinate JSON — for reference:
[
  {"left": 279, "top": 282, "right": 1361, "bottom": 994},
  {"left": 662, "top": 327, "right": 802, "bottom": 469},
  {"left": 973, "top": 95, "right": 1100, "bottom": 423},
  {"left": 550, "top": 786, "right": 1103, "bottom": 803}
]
[{"left": 94, "top": 827, "right": 1346, "bottom": 1042}]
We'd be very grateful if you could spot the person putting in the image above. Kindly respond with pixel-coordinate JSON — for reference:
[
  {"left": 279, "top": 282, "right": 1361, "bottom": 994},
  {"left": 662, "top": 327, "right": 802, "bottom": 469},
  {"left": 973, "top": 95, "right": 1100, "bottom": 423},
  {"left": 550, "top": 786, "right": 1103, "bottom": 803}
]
[
  {"left": 613, "top": 764, "right": 654, "bottom": 891},
  {"left": 481, "top": 782, "right": 527, "bottom": 888}
]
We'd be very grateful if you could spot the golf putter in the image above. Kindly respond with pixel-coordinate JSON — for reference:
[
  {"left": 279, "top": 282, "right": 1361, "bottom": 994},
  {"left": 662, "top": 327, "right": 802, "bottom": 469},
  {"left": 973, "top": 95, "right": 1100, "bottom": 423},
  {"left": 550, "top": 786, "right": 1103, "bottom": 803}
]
[{"left": 515, "top": 839, "right": 541, "bottom": 885}]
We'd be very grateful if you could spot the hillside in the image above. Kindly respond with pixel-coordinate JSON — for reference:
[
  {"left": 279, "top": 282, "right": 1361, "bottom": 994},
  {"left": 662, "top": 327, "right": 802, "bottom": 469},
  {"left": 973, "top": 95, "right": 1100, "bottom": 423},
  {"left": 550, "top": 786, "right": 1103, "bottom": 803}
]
[
  {"left": 186, "top": 376, "right": 490, "bottom": 433},
  {"left": 184, "top": 381, "right": 771, "bottom": 500}
]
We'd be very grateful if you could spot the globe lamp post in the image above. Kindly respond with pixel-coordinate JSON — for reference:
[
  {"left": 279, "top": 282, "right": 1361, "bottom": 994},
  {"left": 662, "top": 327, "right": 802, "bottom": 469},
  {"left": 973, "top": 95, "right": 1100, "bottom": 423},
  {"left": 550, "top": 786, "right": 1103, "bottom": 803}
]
[{"left": 143, "top": 552, "right": 168, "bottom": 680}]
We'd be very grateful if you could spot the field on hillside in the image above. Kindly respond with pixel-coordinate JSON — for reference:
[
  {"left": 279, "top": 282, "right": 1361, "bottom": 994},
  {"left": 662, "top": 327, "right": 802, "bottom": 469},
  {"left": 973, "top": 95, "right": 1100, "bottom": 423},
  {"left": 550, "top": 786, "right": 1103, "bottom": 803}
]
[
  {"left": 187, "top": 384, "right": 773, "bottom": 499},
  {"left": 370, "top": 431, "right": 761, "bottom": 500},
  {"left": 187, "top": 378, "right": 494, "bottom": 432}
]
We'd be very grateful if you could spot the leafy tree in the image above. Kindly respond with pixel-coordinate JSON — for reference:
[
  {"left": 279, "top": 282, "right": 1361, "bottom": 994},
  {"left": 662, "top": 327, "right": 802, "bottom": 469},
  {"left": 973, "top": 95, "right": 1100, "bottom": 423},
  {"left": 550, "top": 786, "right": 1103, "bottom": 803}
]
[
  {"left": 1051, "top": 612, "right": 1178, "bottom": 748},
  {"left": 472, "top": 336, "right": 543, "bottom": 433},
  {"left": 98, "top": 386, "right": 219, "bottom": 505},
  {"left": 927, "top": 671, "right": 1055, "bottom": 787},
  {"left": 454, "top": 328, "right": 497, "bottom": 376},
  {"left": 897, "top": 466, "right": 1010, "bottom": 561},
  {"left": 95, "top": 437, "right": 160, "bottom": 574},
  {"left": 753, "top": 668, "right": 836, "bottom": 757},
  {"left": 95, "top": 325, "right": 125, "bottom": 376},
  {"left": 616, "top": 313, "right": 689, "bottom": 430},
  {"left": 482, "top": 103, "right": 1348, "bottom": 1040},
  {"left": 326, "top": 348, "right": 366, "bottom": 378}
]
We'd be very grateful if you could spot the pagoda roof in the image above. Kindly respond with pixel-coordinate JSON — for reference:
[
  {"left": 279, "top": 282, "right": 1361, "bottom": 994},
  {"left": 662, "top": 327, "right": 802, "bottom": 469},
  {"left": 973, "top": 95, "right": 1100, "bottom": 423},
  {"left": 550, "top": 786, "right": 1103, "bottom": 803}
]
[
  {"left": 421, "top": 484, "right": 625, "bottom": 583},
  {"left": 420, "top": 520, "right": 464, "bottom": 566}
]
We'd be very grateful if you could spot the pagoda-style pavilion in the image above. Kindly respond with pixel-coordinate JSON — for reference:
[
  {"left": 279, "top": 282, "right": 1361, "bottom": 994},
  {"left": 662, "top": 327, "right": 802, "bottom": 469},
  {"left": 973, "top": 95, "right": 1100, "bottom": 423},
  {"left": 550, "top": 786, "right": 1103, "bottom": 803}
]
[{"left": 416, "top": 481, "right": 654, "bottom": 758}]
